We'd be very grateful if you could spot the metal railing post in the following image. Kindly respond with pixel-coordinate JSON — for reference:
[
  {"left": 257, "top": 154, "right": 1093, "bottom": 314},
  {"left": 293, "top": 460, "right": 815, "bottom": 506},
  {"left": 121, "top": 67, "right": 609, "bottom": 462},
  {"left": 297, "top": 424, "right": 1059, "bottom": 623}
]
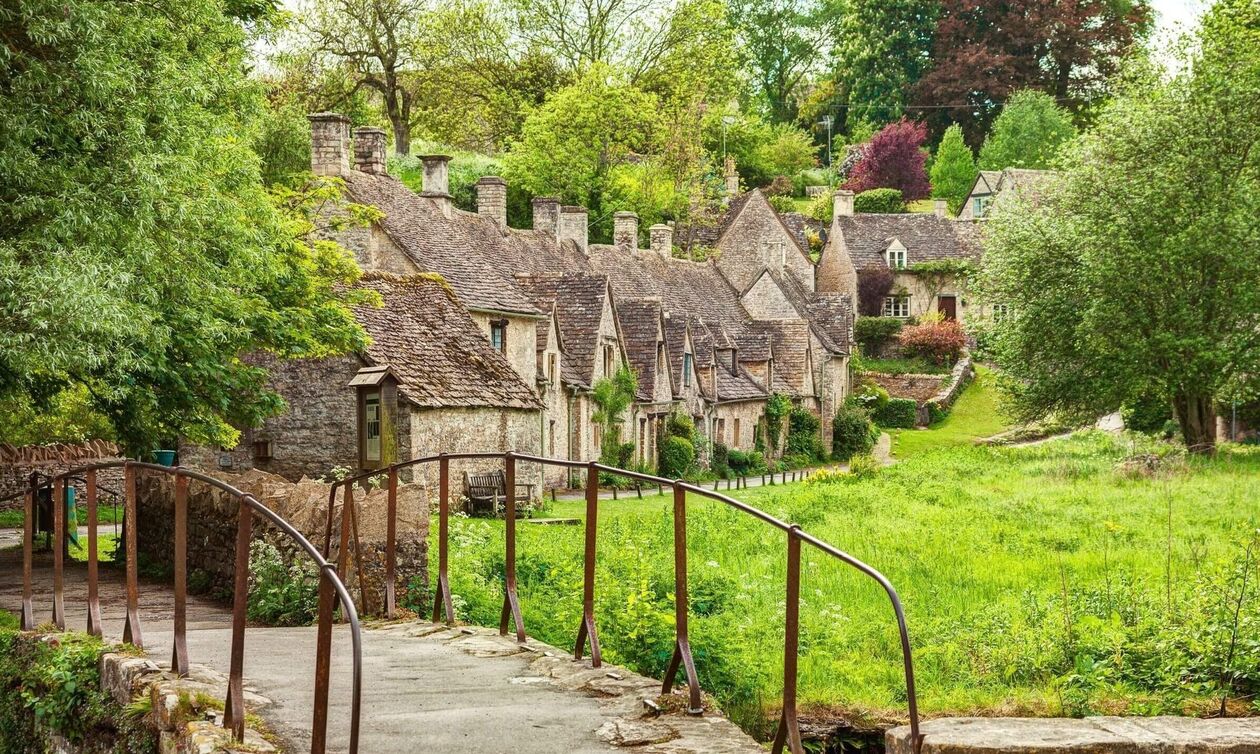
[
  {"left": 500, "top": 453, "right": 525, "bottom": 642},
  {"left": 771, "top": 527, "right": 804, "bottom": 754},
  {"left": 433, "top": 454, "right": 454, "bottom": 623},
  {"left": 21, "top": 475, "right": 34, "bottom": 630},
  {"left": 122, "top": 462, "right": 143, "bottom": 647},
  {"left": 86, "top": 470, "right": 102, "bottom": 637},
  {"left": 171, "top": 471, "right": 190, "bottom": 676},
  {"left": 310, "top": 567, "right": 335, "bottom": 754},
  {"left": 661, "top": 483, "right": 702, "bottom": 713},
  {"left": 574, "top": 461, "right": 602, "bottom": 666},
  {"left": 223, "top": 496, "right": 253, "bottom": 741}
]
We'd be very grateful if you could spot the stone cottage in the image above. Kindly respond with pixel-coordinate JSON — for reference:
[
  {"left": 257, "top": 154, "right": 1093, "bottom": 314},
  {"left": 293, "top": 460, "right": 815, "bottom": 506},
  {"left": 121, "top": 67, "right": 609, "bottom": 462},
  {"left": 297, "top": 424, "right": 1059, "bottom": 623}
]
[{"left": 957, "top": 168, "right": 1058, "bottom": 221}]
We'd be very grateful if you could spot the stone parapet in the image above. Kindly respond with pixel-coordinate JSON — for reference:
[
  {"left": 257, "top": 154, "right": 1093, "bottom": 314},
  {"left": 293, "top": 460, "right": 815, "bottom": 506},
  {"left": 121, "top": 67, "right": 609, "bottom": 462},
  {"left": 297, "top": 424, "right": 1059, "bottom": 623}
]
[{"left": 886, "top": 716, "right": 1260, "bottom": 753}]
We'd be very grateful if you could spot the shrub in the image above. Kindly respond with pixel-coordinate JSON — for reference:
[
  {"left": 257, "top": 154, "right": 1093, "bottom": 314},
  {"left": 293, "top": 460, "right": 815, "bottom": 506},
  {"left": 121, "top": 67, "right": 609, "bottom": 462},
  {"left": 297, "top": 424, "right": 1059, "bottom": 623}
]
[
  {"left": 766, "top": 175, "right": 794, "bottom": 196},
  {"left": 856, "top": 267, "right": 897, "bottom": 317},
  {"left": 711, "top": 442, "right": 731, "bottom": 477},
  {"left": 1122, "top": 393, "right": 1174, "bottom": 435},
  {"left": 805, "top": 192, "right": 833, "bottom": 222},
  {"left": 658, "top": 436, "right": 695, "bottom": 478},
  {"left": 847, "top": 382, "right": 890, "bottom": 414},
  {"left": 666, "top": 411, "right": 695, "bottom": 439},
  {"left": 768, "top": 194, "right": 797, "bottom": 213},
  {"left": 854, "top": 316, "right": 905, "bottom": 351},
  {"left": 873, "top": 397, "right": 919, "bottom": 428},
  {"left": 804, "top": 467, "right": 850, "bottom": 485},
  {"left": 247, "top": 540, "right": 319, "bottom": 626},
  {"left": 854, "top": 188, "right": 905, "bottom": 214},
  {"left": 727, "top": 448, "right": 767, "bottom": 475},
  {"left": 847, "top": 453, "right": 881, "bottom": 479},
  {"left": 784, "top": 407, "right": 827, "bottom": 461},
  {"left": 832, "top": 405, "right": 878, "bottom": 460},
  {"left": 899, "top": 319, "right": 966, "bottom": 365}
]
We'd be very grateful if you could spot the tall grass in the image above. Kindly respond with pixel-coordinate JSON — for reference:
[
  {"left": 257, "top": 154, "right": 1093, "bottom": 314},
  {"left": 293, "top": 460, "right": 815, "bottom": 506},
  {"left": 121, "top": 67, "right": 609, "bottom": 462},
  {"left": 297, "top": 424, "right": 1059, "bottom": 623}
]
[{"left": 440, "top": 433, "right": 1260, "bottom": 733}]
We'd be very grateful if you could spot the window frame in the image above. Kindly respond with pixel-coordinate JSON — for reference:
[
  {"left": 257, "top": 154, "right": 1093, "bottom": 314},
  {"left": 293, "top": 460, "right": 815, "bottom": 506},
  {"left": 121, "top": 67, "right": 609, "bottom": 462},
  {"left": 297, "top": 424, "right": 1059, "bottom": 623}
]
[
  {"left": 883, "top": 295, "right": 911, "bottom": 318},
  {"left": 359, "top": 388, "right": 383, "bottom": 468},
  {"left": 886, "top": 244, "right": 907, "bottom": 270},
  {"left": 683, "top": 353, "right": 693, "bottom": 387},
  {"left": 490, "top": 319, "right": 507, "bottom": 354}
]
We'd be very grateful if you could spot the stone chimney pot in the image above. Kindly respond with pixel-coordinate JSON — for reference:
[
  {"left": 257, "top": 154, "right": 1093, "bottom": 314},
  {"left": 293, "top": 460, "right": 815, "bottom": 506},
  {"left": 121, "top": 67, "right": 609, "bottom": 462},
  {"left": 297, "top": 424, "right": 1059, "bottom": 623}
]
[
  {"left": 613, "top": 211, "right": 639, "bottom": 250},
  {"left": 476, "top": 176, "right": 508, "bottom": 228},
  {"left": 308, "top": 112, "right": 351, "bottom": 177},
  {"left": 933, "top": 198, "right": 949, "bottom": 218},
  {"left": 353, "top": 127, "right": 388, "bottom": 175},
  {"left": 559, "top": 205, "right": 589, "bottom": 255},
  {"left": 532, "top": 197, "right": 561, "bottom": 236},
  {"left": 649, "top": 224, "right": 673, "bottom": 257},
  {"left": 833, "top": 189, "right": 855, "bottom": 219}
]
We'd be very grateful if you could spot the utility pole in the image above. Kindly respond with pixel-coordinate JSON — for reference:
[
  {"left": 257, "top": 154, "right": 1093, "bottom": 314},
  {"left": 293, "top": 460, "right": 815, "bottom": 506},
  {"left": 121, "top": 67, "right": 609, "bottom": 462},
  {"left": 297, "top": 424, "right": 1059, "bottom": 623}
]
[
  {"left": 818, "top": 114, "right": 834, "bottom": 169},
  {"left": 721, "top": 115, "right": 736, "bottom": 162}
]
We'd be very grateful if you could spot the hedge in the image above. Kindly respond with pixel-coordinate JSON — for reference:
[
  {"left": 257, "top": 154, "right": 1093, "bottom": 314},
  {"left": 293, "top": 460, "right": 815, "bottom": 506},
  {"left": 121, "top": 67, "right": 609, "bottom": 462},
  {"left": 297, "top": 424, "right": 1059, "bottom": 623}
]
[
  {"left": 832, "top": 405, "right": 879, "bottom": 460},
  {"left": 873, "top": 397, "right": 918, "bottom": 429},
  {"left": 854, "top": 188, "right": 905, "bottom": 214},
  {"left": 854, "top": 316, "right": 905, "bottom": 351},
  {"left": 658, "top": 436, "right": 695, "bottom": 478}
]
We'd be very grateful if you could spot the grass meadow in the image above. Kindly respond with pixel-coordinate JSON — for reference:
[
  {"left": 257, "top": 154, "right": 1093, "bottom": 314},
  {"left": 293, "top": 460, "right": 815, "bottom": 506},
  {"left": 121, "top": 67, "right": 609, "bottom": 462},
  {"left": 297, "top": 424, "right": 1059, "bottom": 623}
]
[{"left": 439, "top": 432, "right": 1260, "bottom": 734}]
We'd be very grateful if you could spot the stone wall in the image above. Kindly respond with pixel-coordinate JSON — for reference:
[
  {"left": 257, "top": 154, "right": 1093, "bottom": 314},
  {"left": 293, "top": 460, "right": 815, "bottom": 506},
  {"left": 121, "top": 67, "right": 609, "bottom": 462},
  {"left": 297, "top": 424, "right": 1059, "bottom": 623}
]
[
  {"left": 921, "top": 356, "right": 974, "bottom": 425},
  {"left": 866, "top": 373, "right": 949, "bottom": 404},
  {"left": 886, "top": 716, "right": 1260, "bottom": 753},
  {"left": 135, "top": 468, "right": 429, "bottom": 616},
  {"left": 715, "top": 192, "right": 815, "bottom": 294},
  {"left": 0, "top": 441, "right": 125, "bottom": 511}
]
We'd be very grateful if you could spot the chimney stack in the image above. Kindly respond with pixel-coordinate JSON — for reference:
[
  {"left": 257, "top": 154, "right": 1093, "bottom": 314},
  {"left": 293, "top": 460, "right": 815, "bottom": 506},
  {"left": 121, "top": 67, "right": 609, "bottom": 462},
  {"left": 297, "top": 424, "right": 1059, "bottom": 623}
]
[
  {"left": 308, "top": 112, "right": 351, "bottom": 177},
  {"left": 933, "top": 198, "right": 948, "bottom": 218},
  {"left": 419, "top": 155, "right": 452, "bottom": 217},
  {"left": 353, "top": 127, "right": 388, "bottom": 175},
  {"left": 833, "top": 189, "right": 855, "bottom": 219},
  {"left": 476, "top": 176, "right": 508, "bottom": 228},
  {"left": 649, "top": 223, "right": 673, "bottom": 257},
  {"left": 724, "top": 156, "right": 740, "bottom": 196},
  {"left": 613, "top": 211, "right": 639, "bottom": 250},
  {"left": 532, "top": 197, "right": 560, "bottom": 236},
  {"left": 559, "top": 206, "right": 588, "bottom": 255}
]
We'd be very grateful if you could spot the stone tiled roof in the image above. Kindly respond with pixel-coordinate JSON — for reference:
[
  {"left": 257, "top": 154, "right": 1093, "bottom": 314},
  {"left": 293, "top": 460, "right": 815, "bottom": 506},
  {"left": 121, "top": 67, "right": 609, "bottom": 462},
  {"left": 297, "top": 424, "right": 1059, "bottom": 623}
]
[
  {"left": 515, "top": 273, "right": 610, "bottom": 389},
  {"left": 974, "top": 170, "right": 1003, "bottom": 195},
  {"left": 586, "top": 245, "right": 749, "bottom": 332},
  {"left": 996, "top": 168, "right": 1055, "bottom": 193},
  {"left": 716, "top": 363, "right": 768, "bottom": 402},
  {"left": 745, "top": 320, "right": 812, "bottom": 397},
  {"left": 675, "top": 192, "right": 754, "bottom": 250},
  {"left": 834, "top": 214, "right": 981, "bottom": 269},
  {"left": 779, "top": 212, "right": 826, "bottom": 254},
  {"left": 351, "top": 273, "right": 541, "bottom": 410},
  {"left": 804, "top": 294, "right": 854, "bottom": 355},
  {"left": 615, "top": 297, "right": 665, "bottom": 402},
  {"left": 342, "top": 172, "right": 545, "bottom": 315},
  {"left": 736, "top": 332, "right": 772, "bottom": 363},
  {"left": 663, "top": 312, "right": 691, "bottom": 392}
]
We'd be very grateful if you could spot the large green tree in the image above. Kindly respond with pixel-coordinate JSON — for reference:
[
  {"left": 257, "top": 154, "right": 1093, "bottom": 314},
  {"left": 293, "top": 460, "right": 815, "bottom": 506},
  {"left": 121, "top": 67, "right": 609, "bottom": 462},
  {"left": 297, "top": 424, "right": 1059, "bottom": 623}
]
[
  {"left": 727, "top": 0, "right": 839, "bottom": 123},
  {"left": 980, "top": 0, "right": 1260, "bottom": 453},
  {"left": 836, "top": 0, "right": 937, "bottom": 124},
  {"left": 0, "top": 0, "right": 370, "bottom": 452},
  {"left": 978, "top": 90, "right": 1077, "bottom": 170}
]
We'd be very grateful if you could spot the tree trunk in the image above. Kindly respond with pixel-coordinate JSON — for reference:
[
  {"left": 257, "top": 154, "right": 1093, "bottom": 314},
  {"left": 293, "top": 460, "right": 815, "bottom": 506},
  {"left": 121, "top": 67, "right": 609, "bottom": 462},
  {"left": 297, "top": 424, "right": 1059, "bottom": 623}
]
[{"left": 1173, "top": 389, "right": 1217, "bottom": 454}]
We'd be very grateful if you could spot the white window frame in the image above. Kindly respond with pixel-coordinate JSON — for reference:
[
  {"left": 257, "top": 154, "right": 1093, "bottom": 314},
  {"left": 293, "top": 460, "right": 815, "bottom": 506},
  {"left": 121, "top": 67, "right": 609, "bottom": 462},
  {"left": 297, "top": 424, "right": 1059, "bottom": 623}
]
[
  {"left": 886, "top": 245, "right": 907, "bottom": 269},
  {"left": 883, "top": 295, "right": 911, "bottom": 318}
]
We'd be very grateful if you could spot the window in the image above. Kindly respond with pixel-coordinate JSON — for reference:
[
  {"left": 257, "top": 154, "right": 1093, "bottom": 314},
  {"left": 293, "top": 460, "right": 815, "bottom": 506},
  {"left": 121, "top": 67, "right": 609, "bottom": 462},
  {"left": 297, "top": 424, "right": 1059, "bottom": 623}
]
[
  {"left": 547, "top": 353, "right": 557, "bottom": 384},
  {"left": 974, "top": 195, "right": 991, "bottom": 217},
  {"left": 603, "top": 344, "right": 614, "bottom": 377},
  {"left": 362, "top": 390, "right": 382, "bottom": 464},
  {"left": 886, "top": 244, "right": 907, "bottom": 269},
  {"left": 683, "top": 353, "right": 692, "bottom": 387},
  {"left": 992, "top": 303, "right": 1010, "bottom": 322},
  {"left": 716, "top": 418, "right": 726, "bottom": 444},
  {"left": 733, "top": 418, "right": 741, "bottom": 446},
  {"left": 883, "top": 295, "right": 910, "bottom": 318},
  {"left": 490, "top": 320, "right": 507, "bottom": 354}
]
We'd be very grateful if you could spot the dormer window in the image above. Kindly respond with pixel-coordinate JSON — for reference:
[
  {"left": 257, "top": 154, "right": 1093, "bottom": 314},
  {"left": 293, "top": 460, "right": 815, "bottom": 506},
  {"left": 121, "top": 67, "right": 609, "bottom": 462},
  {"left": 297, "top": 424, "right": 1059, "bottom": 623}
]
[
  {"left": 683, "top": 353, "right": 693, "bottom": 386},
  {"left": 886, "top": 240, "right": 907, "bottom": 269}
]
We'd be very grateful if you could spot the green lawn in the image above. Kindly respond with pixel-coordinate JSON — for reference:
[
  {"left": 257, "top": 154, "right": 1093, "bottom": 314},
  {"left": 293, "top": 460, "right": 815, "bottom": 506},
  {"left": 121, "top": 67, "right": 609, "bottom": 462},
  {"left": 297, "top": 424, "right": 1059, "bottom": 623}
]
[
  {"left": 0, "top": 501, "right": 124, "bottom": 529},
  {"left": 889, "top": 366, "right": 1014, "bottom": 459},
  {"left": 441, "top": 433, "right": 1260, "bottom": 735},
  {"left": 861, "top": 356, "right": 951, "bottom": 375}
]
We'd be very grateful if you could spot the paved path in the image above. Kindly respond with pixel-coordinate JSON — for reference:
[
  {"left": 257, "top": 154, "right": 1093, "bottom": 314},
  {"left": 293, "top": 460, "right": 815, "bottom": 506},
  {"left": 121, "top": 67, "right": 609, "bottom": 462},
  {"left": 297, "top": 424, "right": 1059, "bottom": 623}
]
[{"left": 0, "top": 545, "right": 760, "bottom": 753}]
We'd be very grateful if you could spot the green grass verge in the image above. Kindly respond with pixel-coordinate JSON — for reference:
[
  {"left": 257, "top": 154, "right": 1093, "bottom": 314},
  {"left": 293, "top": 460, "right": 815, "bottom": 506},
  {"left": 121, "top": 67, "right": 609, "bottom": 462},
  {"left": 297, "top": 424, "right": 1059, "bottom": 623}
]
[
  {"left": 0, "top": 503, "right": 124, "bottom": 530},
  {"left": 888, "top": 366, "right": 1013, "bottom": 459},
  {"left": 441, "top": 433, "right": 1260, "bottom": 734},
  {"left": 861, "top": 357, "right": 951, "bottom": 376}
]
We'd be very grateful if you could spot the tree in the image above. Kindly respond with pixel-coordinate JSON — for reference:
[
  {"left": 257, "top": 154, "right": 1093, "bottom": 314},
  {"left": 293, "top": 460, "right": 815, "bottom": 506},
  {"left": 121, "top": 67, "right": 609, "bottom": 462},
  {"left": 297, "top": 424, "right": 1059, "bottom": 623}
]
[
  {"left": 978, "top": 91, "right": 1077, "bottom": 170},
  {"left": 979, "top": 0, "right": 1260, "bottom": 453},
  {"left": 503, "top": 66, "right": 659, "bottom": 216},
  {"left": 728, "top": 0, "right": 839, "bottom": 123},
  {"left": 844, "top": 119, "right": 931, "bottom": 199},
  {"left": 591, "top": 366, "right": 639, "bottom": 457},
  {"left": 836, "top": 0, "right": 938, "bottom": 124},
  {"left": 930, "top": 124, "right": 977, "bottom": 213},
  {"left": 0, "top": 0, "right": 371, "bottom": 452},
  {"left": 914, "top": 0, "right": 1152, "bottom": 145}
]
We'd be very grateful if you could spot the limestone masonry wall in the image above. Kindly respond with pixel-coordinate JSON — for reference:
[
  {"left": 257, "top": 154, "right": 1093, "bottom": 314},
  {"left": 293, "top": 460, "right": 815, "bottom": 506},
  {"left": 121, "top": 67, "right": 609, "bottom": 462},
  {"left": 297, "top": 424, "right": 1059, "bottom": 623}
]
[{"left": 0, "top": 441, "right": 125, "bottom": 511}]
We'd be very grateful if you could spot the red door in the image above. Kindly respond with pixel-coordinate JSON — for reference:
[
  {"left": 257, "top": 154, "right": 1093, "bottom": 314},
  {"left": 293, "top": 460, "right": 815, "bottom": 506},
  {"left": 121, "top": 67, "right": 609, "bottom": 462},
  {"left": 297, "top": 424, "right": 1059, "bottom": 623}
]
[{"left": 938, "top": 295, "right": 957, "bottom": 320}]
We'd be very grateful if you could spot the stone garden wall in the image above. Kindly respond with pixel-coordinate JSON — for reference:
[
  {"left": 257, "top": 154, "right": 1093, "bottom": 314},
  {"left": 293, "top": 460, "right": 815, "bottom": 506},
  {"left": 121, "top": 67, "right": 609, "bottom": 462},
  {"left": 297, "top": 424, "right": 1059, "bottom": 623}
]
[
  {"left": 0, "top": 441, "right": 125, "bottom": 512},
  {"left": 135, "top": 468, "right": 429, "bottom": 616}
]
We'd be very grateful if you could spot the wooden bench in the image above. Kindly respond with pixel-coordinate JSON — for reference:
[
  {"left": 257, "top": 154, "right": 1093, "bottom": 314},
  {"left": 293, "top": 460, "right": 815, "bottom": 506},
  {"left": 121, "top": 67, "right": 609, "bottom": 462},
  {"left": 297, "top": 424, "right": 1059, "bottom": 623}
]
[{"left": 462, "top": 470, "right": 535, "bottom": 518}]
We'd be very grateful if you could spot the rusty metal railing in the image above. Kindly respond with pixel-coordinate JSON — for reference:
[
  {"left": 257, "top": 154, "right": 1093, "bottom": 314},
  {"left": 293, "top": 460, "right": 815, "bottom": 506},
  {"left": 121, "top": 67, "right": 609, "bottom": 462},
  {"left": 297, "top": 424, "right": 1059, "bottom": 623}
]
[
  {"left": 21, "top": 461, "right": 362, "bottom": 754},
  {"left": 328, "top": 451, "right": 922, "bottom": 754}
]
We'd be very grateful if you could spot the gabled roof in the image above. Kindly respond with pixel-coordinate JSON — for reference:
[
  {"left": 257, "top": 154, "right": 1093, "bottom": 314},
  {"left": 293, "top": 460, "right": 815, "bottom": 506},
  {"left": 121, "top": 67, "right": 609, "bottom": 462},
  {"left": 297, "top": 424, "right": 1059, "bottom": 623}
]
[
  {"left": 736, "top": 332, "right": 772, "bottom": 363},
  {"left": 713, "top": 189, "right": 814, "bottom": 267},
  {"left": 779, "top": 212, "right": 826, "bottom": 254},
  {"left": 586, "top": 245, "right": 749, "bottom": 332},
  {"left": 351, "top": 273, "right": 541, "bottom": 410},
  {"left": 615, "top": 297, "right": 666, "bottom": 402},
  {"left": 716, "top": 362, "right": 768, "bottom": 402},
  {"left": 804, "top": 294, "right": 854, "bottom": 356},
  {"left": 746, "top": 320, "right": 813, "bottom": 396},
  {"left": 834, "top": 214, "right": 980, "bottom": 269},
  {"left": 663, "top": 312, "right": 692, "bottom": 392},
  {"left": 514, "top": 273, "right": 612, "bottom": 389},
  {"left": 343, "top": 172, "right": 552, "bottom": 315}
]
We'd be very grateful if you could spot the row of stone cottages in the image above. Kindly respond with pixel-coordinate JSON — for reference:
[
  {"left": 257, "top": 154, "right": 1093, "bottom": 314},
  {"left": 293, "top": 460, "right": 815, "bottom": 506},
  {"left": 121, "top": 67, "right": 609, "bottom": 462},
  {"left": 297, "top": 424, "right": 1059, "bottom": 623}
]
[{"left": 187, "top": 114, "right": 1021, "bottom": 492}]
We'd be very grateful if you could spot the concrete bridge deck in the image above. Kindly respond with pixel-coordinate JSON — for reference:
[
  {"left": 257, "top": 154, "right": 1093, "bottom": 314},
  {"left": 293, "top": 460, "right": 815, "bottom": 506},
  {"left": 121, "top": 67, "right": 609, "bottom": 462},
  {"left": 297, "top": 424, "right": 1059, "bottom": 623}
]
[{"left": 0, "top": 544, "right": 763, "bottom": 753}]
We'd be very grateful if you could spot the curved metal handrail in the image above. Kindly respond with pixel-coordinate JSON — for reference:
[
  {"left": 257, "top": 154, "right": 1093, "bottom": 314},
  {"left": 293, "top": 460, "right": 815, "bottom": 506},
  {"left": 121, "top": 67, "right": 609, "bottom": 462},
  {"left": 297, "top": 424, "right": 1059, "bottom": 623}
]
[
  {"left": 23, "top": 460, "right": 362, "bottom": 754},
  {"left": 328, "top": 450, "right": 922, "bottom": 753}
]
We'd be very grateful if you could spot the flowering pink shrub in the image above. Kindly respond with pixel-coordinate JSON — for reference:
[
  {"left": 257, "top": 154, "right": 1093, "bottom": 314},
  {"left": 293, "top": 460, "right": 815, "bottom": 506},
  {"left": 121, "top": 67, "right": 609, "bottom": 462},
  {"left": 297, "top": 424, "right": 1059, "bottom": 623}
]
[{"left": 898, "top": 319, "right": 965, "bottom": 365}]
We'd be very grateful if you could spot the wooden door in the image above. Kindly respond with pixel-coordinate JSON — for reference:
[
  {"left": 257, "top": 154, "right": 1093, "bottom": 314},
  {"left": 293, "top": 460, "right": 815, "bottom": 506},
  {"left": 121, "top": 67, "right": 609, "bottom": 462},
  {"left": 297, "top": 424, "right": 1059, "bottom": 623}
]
[{"left": 938, "top": 295, "right": 958, "bottom": 320}]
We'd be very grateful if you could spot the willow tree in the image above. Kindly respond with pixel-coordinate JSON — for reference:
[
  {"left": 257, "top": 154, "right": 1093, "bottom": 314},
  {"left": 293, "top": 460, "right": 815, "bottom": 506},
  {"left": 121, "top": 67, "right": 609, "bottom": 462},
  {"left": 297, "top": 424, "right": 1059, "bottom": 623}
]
[{"left": 980, "top": 0, "right": 1260, "bottom": 453}]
